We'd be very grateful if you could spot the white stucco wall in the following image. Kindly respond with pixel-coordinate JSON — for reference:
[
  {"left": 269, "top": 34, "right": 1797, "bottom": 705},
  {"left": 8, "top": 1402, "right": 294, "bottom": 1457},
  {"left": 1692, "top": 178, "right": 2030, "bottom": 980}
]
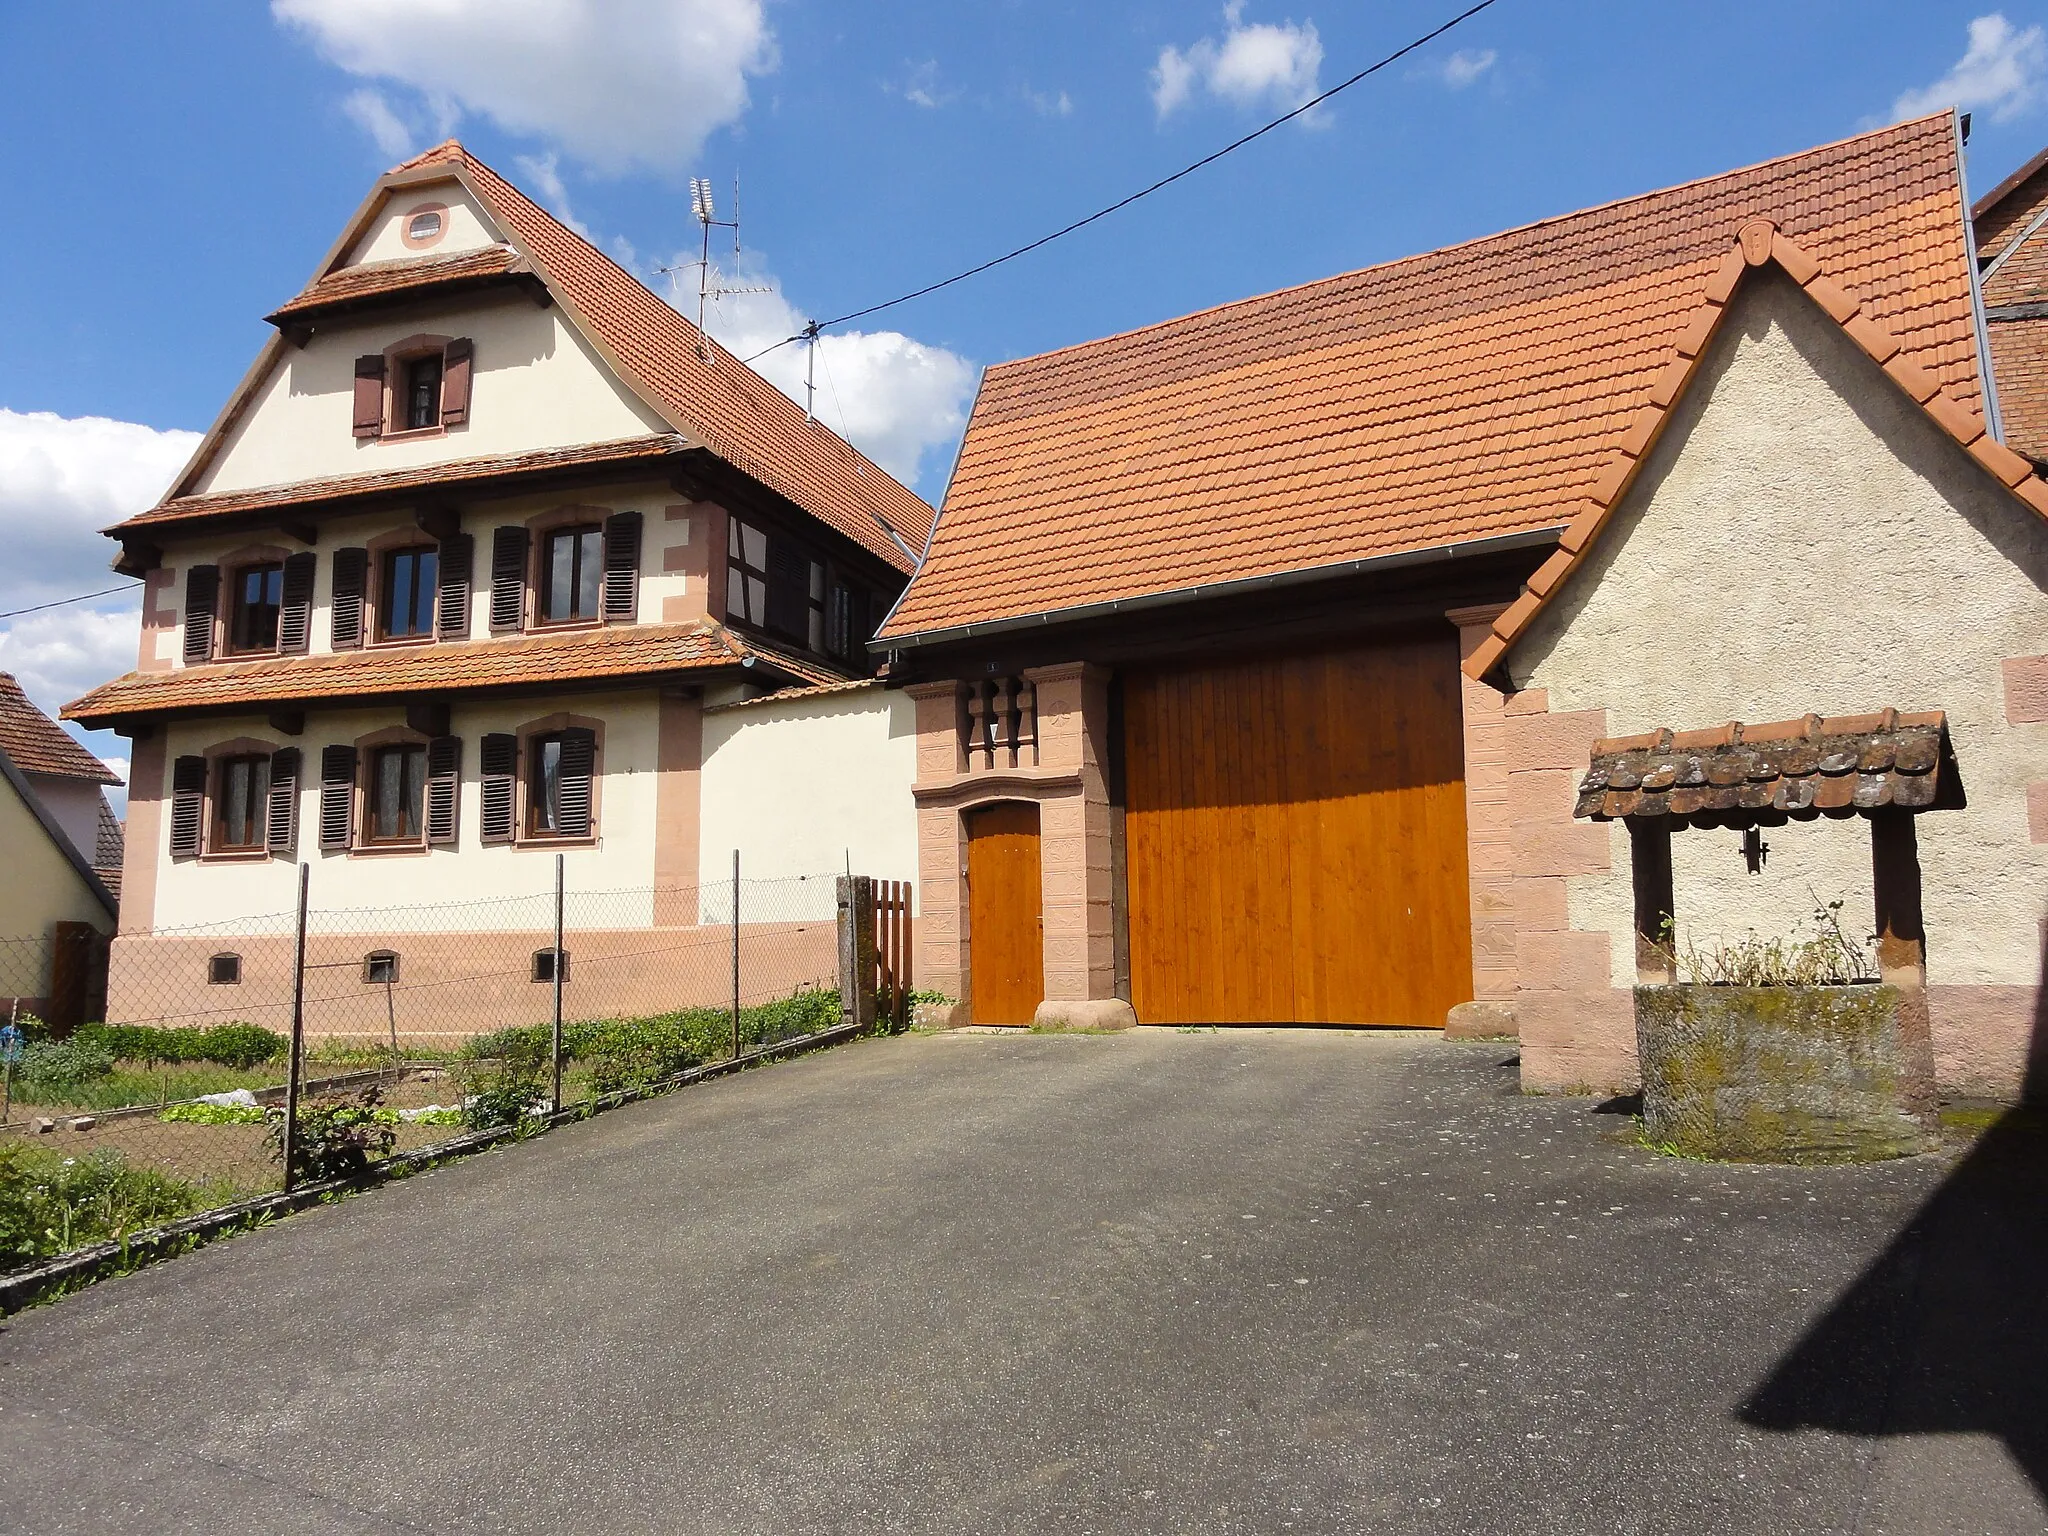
[
  {"left": 346, "top": 181, "right": 502, "bottom": 265},
  {"left": 141, "top": 478, "right": 695, "bottom": 670},
  {"left": 193, "top": 294, "right": 665, "bottom": 496},
  {"left": 26, "top": 775, "right": 109, "bottom": 870},
  {"left": 698, "top": 685, "right": 918, "bottom": 920},
  {"left": 1512, "top": 267, "right": 2048, "bottom": 991},
  {"left": 148, "top": 691, "right": 662, "bottom": 933}
]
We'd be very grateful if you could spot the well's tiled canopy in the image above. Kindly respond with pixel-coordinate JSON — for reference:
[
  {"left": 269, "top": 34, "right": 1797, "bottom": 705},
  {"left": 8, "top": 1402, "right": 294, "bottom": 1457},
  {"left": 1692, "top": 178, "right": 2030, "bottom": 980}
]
[
  {"left": 880, "top": 115, "right": 1980, "bottom": 640},
  {"left": 62, "top": 623, "right": 835, "bottom": 728}
]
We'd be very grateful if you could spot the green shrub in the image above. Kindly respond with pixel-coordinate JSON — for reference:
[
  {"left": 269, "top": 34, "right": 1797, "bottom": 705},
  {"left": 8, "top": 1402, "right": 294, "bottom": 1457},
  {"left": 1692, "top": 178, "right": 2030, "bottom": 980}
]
[
  {"left": 16, "top": 1039, "right": 115, "bottom": 1097},
  {"left": 268, "top": 1087, "right": 395, "bottom": 1182},
  {"left": 0, "top": 1142, "right": 210, "bottom": 1263},
  {"left": 459, "top": 1023, "right": 552, "bottom": 1071},
  {"left": 460, "top": 1066, "right": 549, "bottom": 1129},
  {"left": 74, "top": 1022, "right": 286, "bottom": 1069}
]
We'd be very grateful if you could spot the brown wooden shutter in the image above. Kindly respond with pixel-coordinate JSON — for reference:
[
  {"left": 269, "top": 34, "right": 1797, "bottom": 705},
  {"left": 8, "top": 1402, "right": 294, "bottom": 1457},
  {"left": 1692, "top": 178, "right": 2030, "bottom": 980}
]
[
  {"left": 600, "top": 510, "right": 642, "bottom": 623},
  {"left": 480, "top": 733, "right": 518, "bottom": 844},
  {"left": 182, "top": 565, "right": 219, "bottom": 664},
  {"left": 169, "top": 756, "right": 207, "bottom": 858},
  {"left": 765, "top": 539, "right": 808, "bottom": 640},
  {"left": 277, "top": 553, "right": 317, "bottom": 654},
  {"left": 556, "top": 730, "right": 595, "bottom": 838},
  {"left": 265, "top": 747, "right": 301, "bottom": 855},
  {"left": 353, "top": 355, "right": 387, "bottom": 438},
  {"left": 440, "top": 338, "right": 473, "bottom": 425},
  {"left": 489, "top": 526, "right": 529, "bottom": 632},
  {"left": 318, "top": 745, "right": 357, "bottom": 851},
  {"left": 330, "top": 547, "right": 368, "bottom": 649},
  {"left": 426, "top": 736, "right": 461, "bottom": 847},
  {"left": 436, "top": 532, "right": 474, "bottom": 639}
]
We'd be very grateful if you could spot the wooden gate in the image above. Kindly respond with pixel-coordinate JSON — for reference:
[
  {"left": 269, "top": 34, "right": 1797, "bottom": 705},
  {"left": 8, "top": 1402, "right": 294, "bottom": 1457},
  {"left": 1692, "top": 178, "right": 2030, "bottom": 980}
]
[
  {"left": 1121, "top": 634, "right": 1472, "bottom": 1026},
  {"left": 966, "top": 802, "right": 1044, "bottom": 1025}
]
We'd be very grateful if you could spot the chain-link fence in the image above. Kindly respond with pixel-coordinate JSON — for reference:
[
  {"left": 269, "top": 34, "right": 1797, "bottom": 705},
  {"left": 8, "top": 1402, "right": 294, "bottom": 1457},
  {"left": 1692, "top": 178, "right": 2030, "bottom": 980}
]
[{"left": 0, "top": 862, "right": 902, "bottom": 1281}]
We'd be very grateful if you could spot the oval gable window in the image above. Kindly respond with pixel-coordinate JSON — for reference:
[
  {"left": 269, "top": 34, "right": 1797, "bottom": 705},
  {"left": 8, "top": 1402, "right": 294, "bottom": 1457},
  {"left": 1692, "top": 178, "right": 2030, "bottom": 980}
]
[{"left": 401, "top": 204, "right": 447, "bottom": 249}]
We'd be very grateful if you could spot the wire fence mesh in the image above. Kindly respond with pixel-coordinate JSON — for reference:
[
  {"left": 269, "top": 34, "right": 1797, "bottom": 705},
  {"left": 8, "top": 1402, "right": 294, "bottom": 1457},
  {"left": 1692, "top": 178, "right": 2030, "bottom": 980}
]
[{"left": 0, "top": 862, "right": 883, "bottom": 1277}]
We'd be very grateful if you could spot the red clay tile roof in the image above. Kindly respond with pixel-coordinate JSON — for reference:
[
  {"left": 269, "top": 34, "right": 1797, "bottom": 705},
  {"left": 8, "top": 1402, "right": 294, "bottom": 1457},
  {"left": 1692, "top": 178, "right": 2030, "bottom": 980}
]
[
  {"left": 116, "top": 436, "right": 690, "bottom": 531},
  {"left": 0, "top": 673, "right": 120, "bottom": 782},
  {"left": 395, "top": 142, "right": 932, "bottom": 570},
  {"left": 263, "top": 245, "right": 526, "bottom": 324},
  {"left": 62, "top": 623, "right": 839, "bottom": 727},
  {"left": 880, "top": 116, "right": 1982, "bottom": 642}
]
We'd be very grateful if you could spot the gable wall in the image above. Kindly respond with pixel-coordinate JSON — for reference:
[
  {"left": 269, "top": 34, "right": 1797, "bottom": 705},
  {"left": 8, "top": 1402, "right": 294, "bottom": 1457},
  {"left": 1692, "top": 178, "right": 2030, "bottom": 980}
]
[
  {"left": 192, "top": 292, "right": 666, "bottom": 497},
  {"left": 346, "top": 181, "right": 502, "bottom": 265},
  {"left": 1502, "top": 268, "right": 2048, "bottom": 1098},
  {"left": 0, "top": 770, "right": 110, "bottom": 942}
]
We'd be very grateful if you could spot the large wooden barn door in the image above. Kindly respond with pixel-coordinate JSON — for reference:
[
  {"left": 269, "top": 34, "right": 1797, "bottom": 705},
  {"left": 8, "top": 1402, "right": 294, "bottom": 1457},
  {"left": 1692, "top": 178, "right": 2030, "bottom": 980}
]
[
  {"left": 966, "top": 802, "right": 1044, "bottom": 1025},
  {"left": 1122, "top": 634, "right": 1472, "bottom": 1026}
]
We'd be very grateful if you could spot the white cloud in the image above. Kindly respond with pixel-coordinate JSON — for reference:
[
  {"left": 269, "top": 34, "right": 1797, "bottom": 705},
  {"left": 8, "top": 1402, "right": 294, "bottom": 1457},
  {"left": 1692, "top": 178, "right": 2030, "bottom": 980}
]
[
  {"left": 1438, "top": 49, "right": 1497, "bottom": 89},
  {"left": 513, "top": 153, "right": 598, "bottom": 241},
  {"left": 341, "top": 88, "right": 414, "bottom": 158},
  {"left": 1024, "top": 86, "right": 1075, "bottom": 118},
  {"left": 681, "top": 257, "right": 974, "bottom": 492},
  {"left": 1893, "top": 13, "right": 2048, "bottom": 124},
  {"left": 273, "top": 0, "right": 777, "bottom": 175},
  {"left": 893, "top": 60, "right": 958, "bottom": 110},
  {"left": 1154, "top": 2, "right": 1323, "bottom": 120},
  {"left": 0, "top": 409, "right": 194, "bottom": 757}
]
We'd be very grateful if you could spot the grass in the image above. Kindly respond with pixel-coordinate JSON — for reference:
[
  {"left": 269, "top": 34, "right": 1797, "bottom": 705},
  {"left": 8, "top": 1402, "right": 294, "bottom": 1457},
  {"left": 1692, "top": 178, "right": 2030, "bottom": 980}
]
[
  {"left": 9, "top": 1062, "right": 287, "bottom": 1114},
  {"left": 0, "top": 1140, "right": 253, "bottom": 1265}
]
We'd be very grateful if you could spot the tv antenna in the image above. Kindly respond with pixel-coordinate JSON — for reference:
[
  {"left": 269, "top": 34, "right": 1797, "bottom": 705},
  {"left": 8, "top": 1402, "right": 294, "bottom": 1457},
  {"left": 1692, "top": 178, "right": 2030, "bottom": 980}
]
[{"left": 658, "top": 177, "right": 770, "bottom": 360}]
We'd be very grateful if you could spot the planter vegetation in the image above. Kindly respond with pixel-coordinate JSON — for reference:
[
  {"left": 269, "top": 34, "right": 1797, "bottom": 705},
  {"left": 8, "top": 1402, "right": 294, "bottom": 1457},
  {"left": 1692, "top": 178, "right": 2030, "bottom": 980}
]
[{"left": 1635, "top": 981, "right": 1934, "bottom": 1162}]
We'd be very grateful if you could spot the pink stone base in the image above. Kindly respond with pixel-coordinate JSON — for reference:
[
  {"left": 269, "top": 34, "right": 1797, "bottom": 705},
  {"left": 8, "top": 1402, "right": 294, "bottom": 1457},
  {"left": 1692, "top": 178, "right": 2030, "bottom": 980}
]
[{"left": 107, "top": 924, "right": 840, "bottom": 1041}]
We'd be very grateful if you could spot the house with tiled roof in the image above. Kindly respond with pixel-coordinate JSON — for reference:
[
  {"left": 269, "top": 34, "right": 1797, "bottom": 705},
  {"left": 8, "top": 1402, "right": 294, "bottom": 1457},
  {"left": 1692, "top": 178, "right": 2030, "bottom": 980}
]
[
  {"left": 881, "top": 112, "right": 2048, "bottom": 1102},
  {"left": 65, "top": 144, "right": 924, "bottom": 1019},
  {"left": 0, "top": 673, "right": 119, "bottom": 1026},
  {"left": 1973, "top": 144, "right": 2048, "bottom": 465}
]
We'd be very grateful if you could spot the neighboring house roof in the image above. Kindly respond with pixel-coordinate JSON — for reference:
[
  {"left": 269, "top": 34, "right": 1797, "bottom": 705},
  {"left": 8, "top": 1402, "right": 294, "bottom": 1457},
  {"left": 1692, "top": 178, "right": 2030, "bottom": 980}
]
[
  {"left": 0, "top": 673, "right": 119, "bottom": 783},
  {"left": 262, "top": 245, "right": 530, "bottom": 325},
  {"left": 878, "top": 114, "right": 1981, "bottom": 644},
  {"left": 702, "top": 677, "right": 885, "bottom": 714},
  {"left": 62, "top": 622, "right": 837, "bottom": 728},
  {"left": 93, "top": 798, "right": 125, "bottom": 879},
  {"left": 1969, "top": 142, "right": 2048, "bottom": 464},
  {"left": 139, "top": 142, "right": 932, "bottom": 574},
  {"left": 117, "top": 435, "right": 691, "bottom": 533},
  {"left": 1470, "top": 220, "right": 2046, "bottom": 682}
]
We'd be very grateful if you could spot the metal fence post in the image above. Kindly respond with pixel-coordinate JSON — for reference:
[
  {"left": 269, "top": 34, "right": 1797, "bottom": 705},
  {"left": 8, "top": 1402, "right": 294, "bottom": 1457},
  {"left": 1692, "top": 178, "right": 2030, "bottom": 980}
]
[
  {"left": 551, "top": 852, "right": 566, "bottom": 1112},
  {"left": 730, "top": 849, "right": 741, "bottom": 1059},
  {"left": 281, "top": 860, "right": 310, "bottom": 1194}
]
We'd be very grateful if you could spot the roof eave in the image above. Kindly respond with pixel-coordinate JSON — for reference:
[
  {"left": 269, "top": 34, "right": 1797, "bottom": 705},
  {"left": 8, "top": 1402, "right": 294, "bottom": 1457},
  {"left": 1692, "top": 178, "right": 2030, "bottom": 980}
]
[{"left": 874, "top": 525, "right": 1565, "bottom": 653}]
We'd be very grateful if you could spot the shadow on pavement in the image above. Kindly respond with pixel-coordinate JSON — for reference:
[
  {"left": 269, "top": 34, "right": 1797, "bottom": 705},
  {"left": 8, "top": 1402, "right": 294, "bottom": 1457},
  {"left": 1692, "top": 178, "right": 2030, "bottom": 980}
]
[{"left": 1738, "top": 965, "right": 2048, "bottom": 1500}]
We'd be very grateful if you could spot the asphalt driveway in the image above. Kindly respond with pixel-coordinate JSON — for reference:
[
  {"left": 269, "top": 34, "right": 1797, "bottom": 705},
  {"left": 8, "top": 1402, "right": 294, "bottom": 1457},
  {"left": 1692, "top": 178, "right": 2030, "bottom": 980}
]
[{"left": 1, "top": 1028, "right": 2042, "bottom": 1535}]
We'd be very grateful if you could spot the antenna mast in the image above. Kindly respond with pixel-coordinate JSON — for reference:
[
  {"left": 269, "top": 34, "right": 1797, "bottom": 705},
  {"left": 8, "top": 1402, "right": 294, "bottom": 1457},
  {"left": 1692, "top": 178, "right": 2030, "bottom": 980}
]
[{"left": 660, "top": 178, "right": 769, "bottom": 360}]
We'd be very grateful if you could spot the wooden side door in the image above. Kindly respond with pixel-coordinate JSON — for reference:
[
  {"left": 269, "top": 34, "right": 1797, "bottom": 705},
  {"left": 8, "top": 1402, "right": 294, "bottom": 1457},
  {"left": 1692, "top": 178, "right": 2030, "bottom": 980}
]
[
  {"left": 1122, "top": 634, "right": 1472, "bottom": 1026},
  {"left": 966, "top": 801, "right": 1044, "bottom": 1025}
]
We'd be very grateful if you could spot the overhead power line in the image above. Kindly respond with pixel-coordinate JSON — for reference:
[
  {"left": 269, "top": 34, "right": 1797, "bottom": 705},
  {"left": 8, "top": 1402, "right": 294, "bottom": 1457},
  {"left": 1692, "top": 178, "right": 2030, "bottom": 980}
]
[
  {"left": 743, "top": 0, "right": 1505, "bottom": 365},
  {"left": 0, "top": 583, "right": 142, "bottom": 621}
]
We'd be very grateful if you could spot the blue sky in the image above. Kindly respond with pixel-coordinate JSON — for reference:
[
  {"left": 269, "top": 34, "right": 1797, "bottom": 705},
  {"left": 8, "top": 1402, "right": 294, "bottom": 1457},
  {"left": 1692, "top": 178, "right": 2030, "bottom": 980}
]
[{"left": 3, "top": 1, "right": 2045, "bottom": 786}]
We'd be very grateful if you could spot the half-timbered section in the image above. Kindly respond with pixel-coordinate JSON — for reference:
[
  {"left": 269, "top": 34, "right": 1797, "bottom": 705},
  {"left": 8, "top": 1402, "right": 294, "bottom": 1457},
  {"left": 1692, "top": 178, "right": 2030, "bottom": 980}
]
[
  {"left": 880, "top": 114, "right": 2048, "bottom": 1103},
  {"left": 66, "top": 143, "right": 926, "bottom": 1023}
]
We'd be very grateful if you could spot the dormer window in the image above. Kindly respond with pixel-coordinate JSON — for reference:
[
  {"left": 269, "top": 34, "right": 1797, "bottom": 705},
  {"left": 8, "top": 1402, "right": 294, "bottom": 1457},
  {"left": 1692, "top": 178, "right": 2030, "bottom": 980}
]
[
  {"left": 407, "top": 210, "right": 443, "bottom": 243},
  {"left": 403, "top": 353, "right": 444, "bottom": 430}
]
